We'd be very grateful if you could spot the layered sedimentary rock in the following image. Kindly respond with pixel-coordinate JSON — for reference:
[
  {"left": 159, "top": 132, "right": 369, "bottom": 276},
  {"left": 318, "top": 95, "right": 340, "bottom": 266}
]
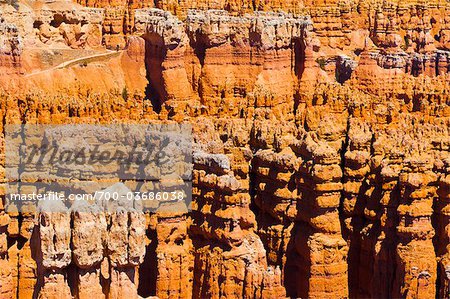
[
  {"left": 394, "top": 155, "right": 437, "bottom": 298},
  {"left": 0, "top": 14, "right": 22, "bottom": 75},
  {"left": 0, "top": 188, "right": 147, "bottom": 299},
  {"left": 1, "top": 1, "right": 104, "bottom": 49},
  {"left": 0, "top": 0, "right": 449, "bottom": 298},
  {"left": 437, "top": 159, "right": 450, "bottom": 298}
]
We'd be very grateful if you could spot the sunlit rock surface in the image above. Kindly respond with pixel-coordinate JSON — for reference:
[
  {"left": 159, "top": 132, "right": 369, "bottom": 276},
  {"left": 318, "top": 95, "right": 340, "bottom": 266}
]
[{"left": 0, "top": 0, "right": 449, "bottom": 298}]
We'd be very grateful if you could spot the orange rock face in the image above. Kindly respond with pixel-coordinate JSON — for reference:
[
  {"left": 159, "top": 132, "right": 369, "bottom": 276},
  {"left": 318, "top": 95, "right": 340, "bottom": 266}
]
[{"left": 0, "top": 0, "right": 450, "bottom": 298}]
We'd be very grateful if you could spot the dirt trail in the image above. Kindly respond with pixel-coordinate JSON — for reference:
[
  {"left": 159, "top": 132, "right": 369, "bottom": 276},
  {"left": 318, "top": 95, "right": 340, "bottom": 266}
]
[{"left": 24, "top": 50, "right": 122, "bottom": 77}]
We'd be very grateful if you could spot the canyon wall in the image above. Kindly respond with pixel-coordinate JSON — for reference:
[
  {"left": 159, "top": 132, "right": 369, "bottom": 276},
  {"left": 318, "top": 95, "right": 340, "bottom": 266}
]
[{"left": 0, "top": 0, "right": 450, "bottom": 298}]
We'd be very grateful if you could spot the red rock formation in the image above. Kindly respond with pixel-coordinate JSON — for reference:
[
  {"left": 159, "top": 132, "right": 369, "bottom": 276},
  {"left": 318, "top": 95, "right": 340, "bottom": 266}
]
[
  {"left": 0, "top": 0, "right": 449, "bottom": 298},
  {"left": 437, "top": 159, "right": 450, "bottom": 298},
  {"left": 0, "top": 14, "right": 22, "bottom": 76},
  {"left": 394, "top": 155, "right": 437, "bottom": 298}
]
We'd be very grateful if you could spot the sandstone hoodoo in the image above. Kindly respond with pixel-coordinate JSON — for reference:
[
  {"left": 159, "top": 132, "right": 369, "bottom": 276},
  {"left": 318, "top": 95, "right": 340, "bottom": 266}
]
[{"left": 0, "top": 0, "right": 449, "bottom": 298}]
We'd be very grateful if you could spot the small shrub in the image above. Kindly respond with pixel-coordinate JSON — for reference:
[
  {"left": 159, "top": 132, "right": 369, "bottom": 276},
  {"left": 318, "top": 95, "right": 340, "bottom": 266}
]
[
  {"left": 121, "top": 86, "right": 129, "bottom": 101},
  {"left": 316, "top": 57, "right": 326, "bottom": 70},
  {"left": 403, "top": 36, "right": 411, "bottom": 50}
]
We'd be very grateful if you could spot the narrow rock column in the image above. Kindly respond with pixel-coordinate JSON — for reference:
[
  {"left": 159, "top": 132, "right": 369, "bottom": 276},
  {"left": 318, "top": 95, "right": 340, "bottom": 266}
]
[
  {"left": 341, "top": 119, "right": 372, "bottom": 296},
  {"left": 253, "top": 147, "right": 299, "bottom": 272},
  {"left": 17, "top": 209, "right": 38, "bottom": 299},
  {"left": 359, "top": 157, "right": 401, "bottom": 298},
  {"left": 437, "top": 159, "right": 450, "bottom": 298},
  {"left": 294, "top": 128, "right": 348, "bottom": 298},
  {"left": 4, "top": 203, "right": 20, "bottom": 299},
  {"left": 0, "top": 195, "right": 15, "bottom": 299},
  {"left": 357, "top": 126, "right": 405, "bottom": 299},
  {"left": 155, "top": 209, "right": 193, "bottom": 299},
  {"left": 108, "top": 207, "right": 146, "bottom": 299},
  {"left": 38, "top": 201, "right": 72, "bottom": 299},
  {"left": 393, "top": 156, "right": 437, "bottom": 298},
  {"left": 249, "top": 119, "right": 304, "bottom": 296},
  {"left": 72, "top": 201, "right": 107, "bottom": 299}
]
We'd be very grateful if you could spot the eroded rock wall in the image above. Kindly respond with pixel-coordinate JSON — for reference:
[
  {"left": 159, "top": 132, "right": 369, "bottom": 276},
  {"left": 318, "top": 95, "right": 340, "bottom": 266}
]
[{"left": 0, "top": 1, "right": 449, "bottom": 299}]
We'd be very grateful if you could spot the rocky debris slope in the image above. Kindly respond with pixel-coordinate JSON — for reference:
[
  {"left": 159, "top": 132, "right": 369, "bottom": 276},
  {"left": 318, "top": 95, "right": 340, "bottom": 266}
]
[{"left": 0, "top": 1, "right": 449, "bottom": 299}]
